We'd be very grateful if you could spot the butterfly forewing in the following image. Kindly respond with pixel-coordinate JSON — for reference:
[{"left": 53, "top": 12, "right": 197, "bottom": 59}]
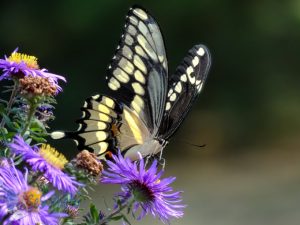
[
  {"left": 158, "top": 45, "right": 211, "bottom": 140},
  {"left": 106, "top": 6, "right": 168, "bottom": 135}
]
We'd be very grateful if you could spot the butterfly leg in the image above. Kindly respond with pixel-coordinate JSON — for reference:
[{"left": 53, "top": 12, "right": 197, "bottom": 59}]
[
  {"left": 158, "top": 156, "right": 166, "bottom": 170},
  {"left": 145, "top": 154, "right": 152, "bottom": 167},
  {"left": 159, "top": 147, "right": 164, "bottom": 161},
  {"left": 157, "top": 146, "right": 165, "bottom": 170},
  {"left": 158, "top": 139, "right": 168, "bottom": 160}
]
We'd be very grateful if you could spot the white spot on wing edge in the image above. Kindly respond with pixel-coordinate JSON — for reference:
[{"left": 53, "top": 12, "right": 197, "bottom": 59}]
[
  {"left": 197, "top": 47, "right": 205, "bottom": 56},
  {"left": 186, "top": 66, "right": 196, "bottom": 84},
  {"left": 165, "top": 102, "right": 171, "bottom": 111},
  {"left": 92, "top": 94, "right": 100, "bottom": 99},
  {"left": 186, "top": 66, "right": 193, "bottom": 76},
  {"left": 175, "top": 82, "right": 182, "bottom": 93},
  {"left": 192, "top": 56, "right": 199, "bottom": 67},
  {"left": 169, "top": 93, "right": 177, "bottom": 102},
  {"left": 197, "top": 83, "right": 204, "bottom": 92},
  {"left": 195, "top": 79, "right": 201, "bottom": 85},
  {"left": 180, "top": 74, "right": 187, "bottom": 82},
  {"left": 51, "top": 131, "right": 66, "bottom": 139},
  {"left": 77, "top": 124, "right": 82, "bottom": 131},
  {"left": 167, "top": 88, "right": 174, "bottom": 97}
]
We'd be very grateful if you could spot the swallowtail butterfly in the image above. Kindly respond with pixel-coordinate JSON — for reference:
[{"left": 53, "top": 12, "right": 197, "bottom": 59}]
[{"left": 52, "top": 6, "right": 211, "bottom": 160}]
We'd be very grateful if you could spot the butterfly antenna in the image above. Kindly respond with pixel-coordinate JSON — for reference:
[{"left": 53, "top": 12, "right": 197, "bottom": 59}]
[{"left": 179, "top": 140, "right": 206, "bottom": 149}]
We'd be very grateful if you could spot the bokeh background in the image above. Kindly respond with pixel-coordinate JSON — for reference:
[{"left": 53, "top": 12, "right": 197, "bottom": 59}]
[{"left": 1, "top": 1, "right": 300, "bottom": 224}]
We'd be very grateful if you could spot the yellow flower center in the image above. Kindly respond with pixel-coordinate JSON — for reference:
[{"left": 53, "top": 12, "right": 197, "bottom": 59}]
[
  {"left": 8, "top": 52, "right": 39, "bottom": 69},
  {"left": 21, "top": 187, "right": 42, "bottom": 210},
  {"left": 39, "top": 144, "right": 68, "bottom": 169}
]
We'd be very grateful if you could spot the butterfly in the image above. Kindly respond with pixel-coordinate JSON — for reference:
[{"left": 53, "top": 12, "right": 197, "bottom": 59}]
[{"left": 51, "top": 6, "right": 211, "bottom": 160}]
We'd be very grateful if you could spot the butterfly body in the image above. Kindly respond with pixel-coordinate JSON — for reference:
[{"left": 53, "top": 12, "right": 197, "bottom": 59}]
[{"left": 51, "top": 6, "right": 211, "bottom": 160}]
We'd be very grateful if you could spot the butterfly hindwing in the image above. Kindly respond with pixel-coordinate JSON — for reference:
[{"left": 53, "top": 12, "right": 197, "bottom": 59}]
[
  {"left": 158, "top": 45, "right": 211, "bottom": 140},
  {"left": 51, "top": 95, "right": 122, "bottom": 159},
  {"left": 106, "top": 6, "right": 168, "bottom": 135}
]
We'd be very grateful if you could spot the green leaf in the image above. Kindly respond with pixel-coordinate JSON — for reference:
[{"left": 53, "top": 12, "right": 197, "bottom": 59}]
[
  {"left": 89, "top": 204, "right": 99, "bottom": 223},
  {"left": 29, "top": 135, "right": 46, "bottom": 143},
  {"left": 1, "top": 114, "right": 12, "bottom": 127},
  {"left": 110, "top": 215, "right": 124, "bottom": 221}
]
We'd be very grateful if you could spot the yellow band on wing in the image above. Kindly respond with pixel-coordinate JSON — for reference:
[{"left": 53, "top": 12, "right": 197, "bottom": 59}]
[{"left": 123, "top": 108, "right": 144, "bottom": 144}]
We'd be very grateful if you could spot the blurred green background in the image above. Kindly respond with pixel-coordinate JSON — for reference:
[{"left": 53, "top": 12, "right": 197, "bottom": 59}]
[{"left": 1, "top": 1, "right": 300, "bottom": 224}]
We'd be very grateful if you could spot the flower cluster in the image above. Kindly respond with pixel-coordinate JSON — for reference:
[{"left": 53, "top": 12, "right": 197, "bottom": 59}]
[
  {"left": 0, "top": 48, "right": 185, "bottom": 225},
  {"left": 0, "top": 48, "right": 66, "bottom": 94}
]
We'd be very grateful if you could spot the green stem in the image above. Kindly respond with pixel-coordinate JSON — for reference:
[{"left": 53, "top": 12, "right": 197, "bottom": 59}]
[
  {"left": 99, "top": 199, "right": 134, "bottom": 225},
  {"left": 0, "top": 81, "right": 19, "bottom": 129},
  {"left": 21, "top": 101, "right": 37, "bottom": 136}
]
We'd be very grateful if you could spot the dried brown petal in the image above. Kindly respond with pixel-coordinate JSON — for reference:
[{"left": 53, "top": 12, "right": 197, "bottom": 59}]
[
  {"left": 76, "top": 150, "right": 103, "bottom": 176},
  {"left": 19, "top": 75, "right": 57, "bottom": 96}
]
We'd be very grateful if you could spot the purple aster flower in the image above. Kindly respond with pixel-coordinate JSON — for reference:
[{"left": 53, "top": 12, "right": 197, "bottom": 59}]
[
  {"left": 101, "top": 151, "right": 185, "bottom": 224},
  {"left": 0, "top": 48, "right": 66, "bottom": 93},
  {"left": 0, "top": 164, "right": 66, "bottom": 225},
  {"left": 9, "top": 135, "right": 82, "bottom": 195}
]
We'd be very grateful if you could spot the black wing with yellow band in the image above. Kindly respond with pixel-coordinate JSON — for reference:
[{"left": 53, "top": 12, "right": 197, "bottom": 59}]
[
  {"left": 106, "top": 6, "right": 168, "bottom": 135},
  {"left": 51, "top": 95, "right": 122, "bottom": 158},
  {"left": 158, "top": 45, "right": 211, "bottom": 140}
]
